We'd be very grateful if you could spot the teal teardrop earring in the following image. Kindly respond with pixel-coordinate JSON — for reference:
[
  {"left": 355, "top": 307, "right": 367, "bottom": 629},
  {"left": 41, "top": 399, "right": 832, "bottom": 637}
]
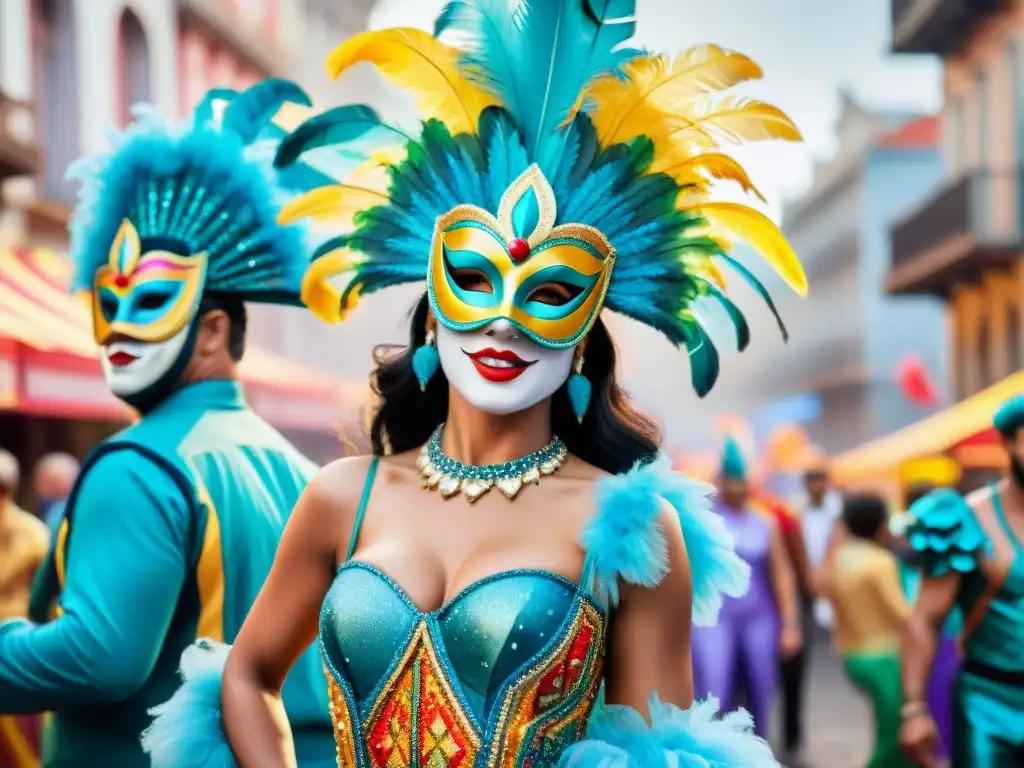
[
  {"left": 567, "top": 348, "right": 591, "bottom": 424},
  {"left": 412, "top": 325, "right": 440, "bottom": 391}
]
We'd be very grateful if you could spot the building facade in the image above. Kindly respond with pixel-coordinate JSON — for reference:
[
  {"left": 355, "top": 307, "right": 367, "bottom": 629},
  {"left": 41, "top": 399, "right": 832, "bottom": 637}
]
[
  {"left": 889, "top": 0, "right": 1024, "bottom": 399},
  {"left": 718, "top": 92, "right": 948, "bottom": 455}
]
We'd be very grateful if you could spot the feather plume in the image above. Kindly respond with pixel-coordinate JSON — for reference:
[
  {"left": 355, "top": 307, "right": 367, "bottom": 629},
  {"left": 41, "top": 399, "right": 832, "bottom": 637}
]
[
  {"left": 666, "top": 95, "right": 802, "bottom": 147},
  {"left": 273, "top": 104, "right": 408, "bottom": 169},
  {"left": 463, "top": 0, "right": 640, "bottom": 157},
  {"left": 653, "top": 151, "right": 766, "bottom": 202},
  {"left": 697, "top": 202, "right": 808, "bottom": 296},
  {"left": 325, "top": 28, "right": 497, "bottom": 135},
  {"left": 277, "top": 184, "right": 391, "bottom": 226},
  {"left": 586, "top": 48, "right": 763, "bottom": 145},
  {"left": 222, "top": 78, "right": 312, "bottom": 145}
]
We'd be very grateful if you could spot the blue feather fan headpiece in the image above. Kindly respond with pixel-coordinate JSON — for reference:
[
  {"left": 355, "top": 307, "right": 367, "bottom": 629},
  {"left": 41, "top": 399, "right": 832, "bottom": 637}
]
[
  {"left": 68, "top": 79, "right": 327, "bottom": 306},
  {"left": 274, "top": 0, "right": 809, "bottom": 395}
]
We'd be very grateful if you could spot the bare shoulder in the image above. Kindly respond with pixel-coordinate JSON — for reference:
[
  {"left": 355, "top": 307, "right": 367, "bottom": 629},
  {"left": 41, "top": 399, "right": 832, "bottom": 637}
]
[
  {"left": 301, "top": 454, "right": 379, "bottom": 528},
  {"left": 966, "top": 483, "right": 996, "bottom": 512}
]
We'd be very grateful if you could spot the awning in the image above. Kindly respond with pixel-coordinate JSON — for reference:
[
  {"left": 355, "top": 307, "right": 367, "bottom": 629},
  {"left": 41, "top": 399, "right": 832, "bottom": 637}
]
[
  {"left": 0, "top": 246, "right": 365, "bottom": 429},
  {"left": 831, "top": 371, "right": 1024, "bottom": 484}
]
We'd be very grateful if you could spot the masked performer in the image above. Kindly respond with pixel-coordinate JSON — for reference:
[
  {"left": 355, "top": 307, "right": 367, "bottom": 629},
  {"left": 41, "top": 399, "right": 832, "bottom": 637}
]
[
  {"left": 893, "top": 456, "right": 962, "bottom": 765},
  {"left": 901, "top": 395, "right": 1024, "bottom": 767},
  {"left": 0, "top": 82, "right": 338, "bottom": 768},
  {"left": 146, "top": 3, "right": 807, "bottom": 766},
  {"left": 691, "top": 437, "right": 802, "bottom": 739}
]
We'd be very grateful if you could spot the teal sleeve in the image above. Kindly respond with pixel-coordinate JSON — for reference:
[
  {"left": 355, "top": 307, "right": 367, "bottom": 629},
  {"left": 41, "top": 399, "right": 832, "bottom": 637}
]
[{"left": 0, "top": 449, "right": 192, "bottom": 713}]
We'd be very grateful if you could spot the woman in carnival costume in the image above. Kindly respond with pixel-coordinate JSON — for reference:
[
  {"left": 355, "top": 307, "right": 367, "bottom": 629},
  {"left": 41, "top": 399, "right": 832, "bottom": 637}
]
[
  {"left": 692, "top": 437, "right": 802, "bottom": 741},
  {"left": 145, "top": 2, "right": 807, "bottom": 766},
  {"left": 901, "top": 395, "right": 1024, "bottom": 767}
]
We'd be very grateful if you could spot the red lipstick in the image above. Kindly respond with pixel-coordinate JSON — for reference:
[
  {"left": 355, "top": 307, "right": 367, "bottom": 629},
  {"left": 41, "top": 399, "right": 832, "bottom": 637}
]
[
  {"left": 464, "top": 347, "right": 535, "bottom": 383},
  {"left": 107, "top": 350, "right": 139, "bottom": 367}
]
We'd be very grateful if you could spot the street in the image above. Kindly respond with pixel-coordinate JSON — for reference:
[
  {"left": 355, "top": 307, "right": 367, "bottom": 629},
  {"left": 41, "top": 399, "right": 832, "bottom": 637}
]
[{"left": 776, "top": 637, "right": 873, "bottom": 768}]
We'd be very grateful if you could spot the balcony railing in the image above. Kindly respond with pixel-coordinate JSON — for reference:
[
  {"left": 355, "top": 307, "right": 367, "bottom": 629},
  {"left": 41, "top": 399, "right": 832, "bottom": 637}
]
[
  {"left": 888, "top": 169, "right": 1022, "bottom": 293},
  {"left": 891, "top": 0, "right": 1003, "bottom": 55}
]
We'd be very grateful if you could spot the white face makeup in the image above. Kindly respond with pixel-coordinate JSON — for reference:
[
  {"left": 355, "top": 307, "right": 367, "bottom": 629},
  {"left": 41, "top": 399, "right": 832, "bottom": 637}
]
[
  {"left": 99, "top": 327, "right": 191, "bottom": 399},
  {"left": 435, "top": 318, "right": 575, "bottom": 416}
]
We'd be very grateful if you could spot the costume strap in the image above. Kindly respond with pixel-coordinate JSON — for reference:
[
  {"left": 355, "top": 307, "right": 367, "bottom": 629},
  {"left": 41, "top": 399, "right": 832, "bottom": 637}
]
[{"left": 344, "top": 456, "right": 379, "bottom": 562}]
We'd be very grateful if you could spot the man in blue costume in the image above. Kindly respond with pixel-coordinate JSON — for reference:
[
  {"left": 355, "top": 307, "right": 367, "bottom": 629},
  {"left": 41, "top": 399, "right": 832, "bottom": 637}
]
[
  {"left": 901, "top": 393, "right": 1024, "bottom": 767},
  {"left": 0, "top": 82, "right": 336, "bottom": 768}
]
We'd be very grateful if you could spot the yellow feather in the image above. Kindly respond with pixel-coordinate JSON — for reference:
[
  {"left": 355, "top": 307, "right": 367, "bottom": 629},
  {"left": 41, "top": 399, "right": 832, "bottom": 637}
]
[
  {"left": 706, "top": 260, "right": 728, "bottom": 290},
  {"left": 586, "top": 48, "right": 763, "bottom": 145},
  {"left": 325, "top": 28, "right": 498, "bottom": 135},
  {"left": 696, "top": 202, "right": 808, "bottom": 296},
  {"left": 667, "top": 95, "right": 802, "bottom": 147},
  {"left": 300, "top": 247, "right": 365, "bottom": 323},
  {"left": 277, "top": 184, "right": 391, "bottom": 226},
  {"left": 653, "top": 152, "right": 767, "bottom": 203}
]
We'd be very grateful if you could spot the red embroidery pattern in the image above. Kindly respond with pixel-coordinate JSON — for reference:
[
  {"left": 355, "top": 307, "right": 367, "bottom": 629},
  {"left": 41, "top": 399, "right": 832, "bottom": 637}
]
[{"left": 487, "top": 602, "right": 606, "bottom": 768}]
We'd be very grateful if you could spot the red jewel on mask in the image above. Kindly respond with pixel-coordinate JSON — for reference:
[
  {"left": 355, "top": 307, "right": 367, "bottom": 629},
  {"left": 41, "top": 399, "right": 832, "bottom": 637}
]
[
  {"left": 113, "top": 274, "right": 130, "bottom": 287},
  {"left": 508, "top": 237, "right": 530, "bottom": 262}
]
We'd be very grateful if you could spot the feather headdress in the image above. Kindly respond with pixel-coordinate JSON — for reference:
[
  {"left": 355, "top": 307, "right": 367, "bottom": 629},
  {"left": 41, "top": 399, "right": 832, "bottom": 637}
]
[
  {"left": 68, "top": 79, "right": 327, "bottom": 306},
  {"left": 276, "top": 1, "right": 807, "bottom": 395}
]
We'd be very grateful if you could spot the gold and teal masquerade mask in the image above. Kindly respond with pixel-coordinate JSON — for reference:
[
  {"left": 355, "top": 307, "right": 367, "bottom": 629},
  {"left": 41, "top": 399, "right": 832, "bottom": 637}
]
[
  {"left": 273, "top": 3, "right": 810, "bottom": 395},
  {"left": 429, "top": 166, "right": 614, "bottom": 349},
  {"left": 90, "top": 219, "right": 208, "bottom": 345}
]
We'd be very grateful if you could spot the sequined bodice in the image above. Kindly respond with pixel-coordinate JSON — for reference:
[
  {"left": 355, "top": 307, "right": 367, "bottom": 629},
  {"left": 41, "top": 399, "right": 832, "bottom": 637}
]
[{"left": 319, "top": 562, "right": 607, "bottom": 767}]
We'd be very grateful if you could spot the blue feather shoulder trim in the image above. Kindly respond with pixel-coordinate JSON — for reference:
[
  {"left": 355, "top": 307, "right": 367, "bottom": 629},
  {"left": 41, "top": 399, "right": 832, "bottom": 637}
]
[
  {"left": 558, "top": 694, "right": 779, "bottom": 767},
  {"left": 143, "top": 640, "right": 238, "bottom": 768},
  {"left": 581, "top": 455, "right": 749, "bottom": 625}
]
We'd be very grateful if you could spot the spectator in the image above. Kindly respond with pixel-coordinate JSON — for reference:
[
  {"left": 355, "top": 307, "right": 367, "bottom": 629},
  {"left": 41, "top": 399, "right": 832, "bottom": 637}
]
[
  {"left": 0, "top": 449, "right": 48, "bottom": 767},
  {"left": 32, "top": 452, "right": 79, "bottom": 530},
  {"left": 820, "top": 492, "right": 912, "bottom": 768}
]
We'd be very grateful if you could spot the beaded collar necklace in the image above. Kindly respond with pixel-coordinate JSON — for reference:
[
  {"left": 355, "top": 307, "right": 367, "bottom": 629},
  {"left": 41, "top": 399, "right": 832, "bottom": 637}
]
[{"left": 417, "top": 424, "right": 567, "bottom": 502}]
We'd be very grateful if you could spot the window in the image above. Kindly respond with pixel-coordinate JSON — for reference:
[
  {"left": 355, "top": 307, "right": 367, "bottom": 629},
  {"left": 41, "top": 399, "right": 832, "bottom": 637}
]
[
  {"left": 34, "top": 0, "right": 79, "bottom": 205},
  {"left": 118, "top": 10, "right": 151, "bottom": 126}
]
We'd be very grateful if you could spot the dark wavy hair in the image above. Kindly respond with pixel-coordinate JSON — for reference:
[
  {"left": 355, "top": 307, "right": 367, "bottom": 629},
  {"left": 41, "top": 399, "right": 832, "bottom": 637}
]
[{"left": 369, "top": 294, "right": 661, "bottom": 474}]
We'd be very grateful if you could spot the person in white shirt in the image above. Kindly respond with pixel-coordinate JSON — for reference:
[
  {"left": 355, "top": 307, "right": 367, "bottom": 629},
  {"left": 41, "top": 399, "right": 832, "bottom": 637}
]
[{"left": 780, "top": 454, "right": 842, "bottom": 763}]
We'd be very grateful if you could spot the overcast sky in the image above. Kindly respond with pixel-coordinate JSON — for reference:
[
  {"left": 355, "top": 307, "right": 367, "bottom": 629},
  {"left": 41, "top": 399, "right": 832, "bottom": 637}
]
[{"left": 372, "top": 0, "right": 942, "bottom": 217}]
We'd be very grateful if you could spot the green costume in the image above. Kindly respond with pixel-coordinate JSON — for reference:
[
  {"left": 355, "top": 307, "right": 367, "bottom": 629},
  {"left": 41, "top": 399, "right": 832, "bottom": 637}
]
[{"left": 0, "top": 81, "right": 337, "bottom": 767}]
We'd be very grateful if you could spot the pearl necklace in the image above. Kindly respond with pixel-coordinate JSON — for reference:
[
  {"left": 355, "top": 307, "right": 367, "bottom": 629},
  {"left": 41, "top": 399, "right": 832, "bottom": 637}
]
[{"left": 416, "top": 424, "right": 567, "bottom": 502}]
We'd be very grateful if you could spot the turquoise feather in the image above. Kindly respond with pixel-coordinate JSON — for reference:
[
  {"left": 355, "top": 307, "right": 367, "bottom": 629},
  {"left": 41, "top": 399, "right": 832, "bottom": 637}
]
[
  {"left": 412, "top": 341, "right": 441, "bottom": 390},
  {"left": 222, "top": 78, "right": 311, "bottom": 145},
  {"left": 273, "top": 104, "right": 408, "bottom": 169},
  {"left": 567, "top": 372, "right": 591, "bottom": 423},
  {"left": 68, "top": 80, "right": 319, "bottom": 306}
]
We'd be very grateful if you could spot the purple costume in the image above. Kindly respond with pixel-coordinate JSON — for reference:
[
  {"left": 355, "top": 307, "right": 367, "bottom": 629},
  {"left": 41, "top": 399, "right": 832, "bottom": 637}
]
[{"left": 691, "top": 502, "right": 779, "bottom": 739}]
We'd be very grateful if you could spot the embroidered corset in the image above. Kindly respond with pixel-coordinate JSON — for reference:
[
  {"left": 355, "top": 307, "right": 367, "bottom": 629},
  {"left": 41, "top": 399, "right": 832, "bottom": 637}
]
[{"left": 319, "top": 561, "right": 606, "bottom": 768}]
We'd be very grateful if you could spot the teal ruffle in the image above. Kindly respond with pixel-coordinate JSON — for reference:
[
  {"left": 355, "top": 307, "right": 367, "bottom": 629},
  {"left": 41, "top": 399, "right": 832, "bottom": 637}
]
[
  {"left": 906, "top": 488, "right": 988, "bottom": 577},
  {"left": 142, "top": 640, "right": 238, "bottom": 768},
  {"left": 558, "top": 694, "right": 778, "bottom": 767}
]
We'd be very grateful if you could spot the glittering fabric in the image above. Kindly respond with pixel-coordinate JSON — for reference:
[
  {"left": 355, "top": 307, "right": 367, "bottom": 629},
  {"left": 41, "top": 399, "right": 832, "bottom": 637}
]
[
  {"left": 319, "top": 563, "right": 607, "bottom": 766},
  {"left": 326, "top": 670, "right": 357, "bottom": 767}
]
